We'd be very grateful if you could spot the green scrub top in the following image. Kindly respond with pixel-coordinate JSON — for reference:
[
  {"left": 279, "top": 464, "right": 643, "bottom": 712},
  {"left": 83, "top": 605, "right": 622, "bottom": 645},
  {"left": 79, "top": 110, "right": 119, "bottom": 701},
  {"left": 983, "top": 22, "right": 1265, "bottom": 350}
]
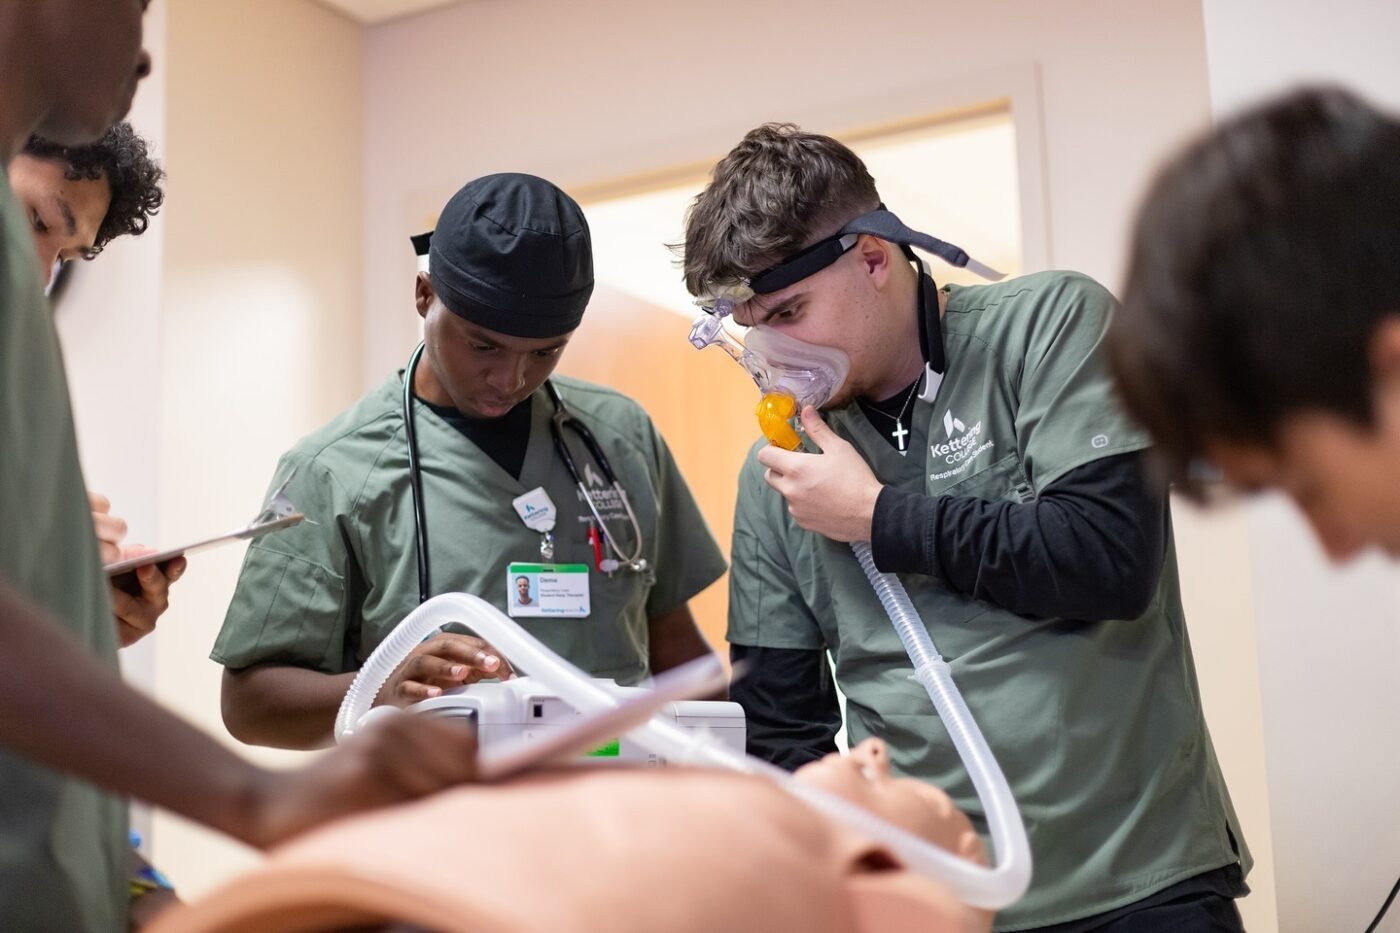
[
  {"left": 728, "top": 271, "right": 1249, "bottom": 930},
  {"left": 0, "top": 172, "right": 127, "bottom": 930},
  {"left": 214, "top": 374, "right": 726, "bottom": 684}
]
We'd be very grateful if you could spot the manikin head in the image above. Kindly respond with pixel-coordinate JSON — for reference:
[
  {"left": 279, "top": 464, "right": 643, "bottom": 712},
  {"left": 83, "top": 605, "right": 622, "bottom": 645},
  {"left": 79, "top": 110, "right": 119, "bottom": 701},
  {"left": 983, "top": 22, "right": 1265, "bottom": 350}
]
[{"left": 797, "top": 737, "right": 985, "bottom": 864}]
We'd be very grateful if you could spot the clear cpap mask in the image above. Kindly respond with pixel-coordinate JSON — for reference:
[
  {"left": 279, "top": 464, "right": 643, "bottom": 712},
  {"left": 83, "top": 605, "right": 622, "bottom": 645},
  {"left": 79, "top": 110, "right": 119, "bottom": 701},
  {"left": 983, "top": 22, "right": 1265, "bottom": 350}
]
[{"left": 689, "top": 285, "right": 850, "bottom": 450}]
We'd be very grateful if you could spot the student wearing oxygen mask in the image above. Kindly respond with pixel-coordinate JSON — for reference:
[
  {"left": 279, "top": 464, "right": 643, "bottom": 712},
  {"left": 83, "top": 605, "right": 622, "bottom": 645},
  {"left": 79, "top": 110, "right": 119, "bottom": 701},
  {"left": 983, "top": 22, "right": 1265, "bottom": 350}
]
[
  {"left": 215, "top": 173, "right": 727, "bottom": 750},
  {"left": 681, "top": 124, "right": 1250, "bottom": 931}
]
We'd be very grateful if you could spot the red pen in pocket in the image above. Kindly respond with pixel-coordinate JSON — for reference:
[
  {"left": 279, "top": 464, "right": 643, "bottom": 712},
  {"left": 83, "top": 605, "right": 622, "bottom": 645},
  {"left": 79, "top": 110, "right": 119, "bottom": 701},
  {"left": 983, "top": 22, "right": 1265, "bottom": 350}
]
[{"left": 587, "top": 520, "right": 604, "bottom": 571}]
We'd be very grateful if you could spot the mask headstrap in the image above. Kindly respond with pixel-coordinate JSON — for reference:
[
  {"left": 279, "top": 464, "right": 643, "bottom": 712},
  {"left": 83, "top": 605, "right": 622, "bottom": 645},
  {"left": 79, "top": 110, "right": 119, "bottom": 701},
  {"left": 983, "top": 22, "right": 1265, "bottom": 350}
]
[
  {"left": 913, "top": 256, "right": 945, "bottom": 403},
  {"left": 839, "top": 209, "right": 1005, "bottom": 282},
  {"left": 746, "top": 206, "right": 1005, "bottom": 297},
  {"left": 749, "top": 233, "right": 860, "bottom": 295}
]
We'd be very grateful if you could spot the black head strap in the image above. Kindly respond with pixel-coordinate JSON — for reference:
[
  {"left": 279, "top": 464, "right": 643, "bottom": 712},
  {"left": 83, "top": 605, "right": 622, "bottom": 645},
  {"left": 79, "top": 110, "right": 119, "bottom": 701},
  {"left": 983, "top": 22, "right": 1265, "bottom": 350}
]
[{"left": 746, "top": 205, "right": 1003, "bottom": 296}]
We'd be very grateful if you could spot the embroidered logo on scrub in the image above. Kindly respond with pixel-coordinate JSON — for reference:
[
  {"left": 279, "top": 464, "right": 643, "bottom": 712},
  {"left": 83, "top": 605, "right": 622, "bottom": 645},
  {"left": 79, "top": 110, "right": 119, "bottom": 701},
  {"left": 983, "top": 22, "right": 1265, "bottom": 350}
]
[
  {"left": 576, "top": 460, "right": 627, "bottom": 524},
  {"left": 929, "top": 409, "right": 995, "bottom": 482},
  {"left": 583, "top": 461, "right": 607, "bottom": 489}
]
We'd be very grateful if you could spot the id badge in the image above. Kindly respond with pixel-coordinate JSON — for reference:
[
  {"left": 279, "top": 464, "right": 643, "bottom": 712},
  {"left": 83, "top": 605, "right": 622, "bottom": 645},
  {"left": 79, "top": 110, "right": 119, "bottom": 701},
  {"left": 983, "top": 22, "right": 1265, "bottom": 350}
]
[{"left": 507, "top": 562, "right": 590, "bottom": 618}]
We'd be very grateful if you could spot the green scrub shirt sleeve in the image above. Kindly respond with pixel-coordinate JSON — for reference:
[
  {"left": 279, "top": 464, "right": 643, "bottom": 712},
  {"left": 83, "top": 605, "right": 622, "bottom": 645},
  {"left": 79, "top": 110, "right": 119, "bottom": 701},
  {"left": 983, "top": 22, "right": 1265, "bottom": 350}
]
[
  {"left": 1013, "top": 272, "right": 1153, "bottom": 491},
  {"left": 726, "top": 444, "right": 825, "bottom": 650},
  {"left": 640, "top": 417, "right": 728, "bottom": 619},
  {"left": 211, "top": 455, "right": 356, "bottom": 674}
]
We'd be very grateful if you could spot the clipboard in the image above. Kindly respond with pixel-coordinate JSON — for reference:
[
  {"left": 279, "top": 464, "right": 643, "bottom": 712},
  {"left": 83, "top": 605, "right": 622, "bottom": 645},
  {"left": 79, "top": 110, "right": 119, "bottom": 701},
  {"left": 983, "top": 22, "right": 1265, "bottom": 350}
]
[{"left": 103, "top": 476, "right": 306, "bottom": 576}]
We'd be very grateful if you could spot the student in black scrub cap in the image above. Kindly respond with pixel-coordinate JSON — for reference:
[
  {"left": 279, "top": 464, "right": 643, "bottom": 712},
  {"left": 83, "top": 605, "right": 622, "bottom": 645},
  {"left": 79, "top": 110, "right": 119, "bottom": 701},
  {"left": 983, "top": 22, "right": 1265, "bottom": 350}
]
[{"left": 216, "top": 173, "right": 728, "bottom": 751}]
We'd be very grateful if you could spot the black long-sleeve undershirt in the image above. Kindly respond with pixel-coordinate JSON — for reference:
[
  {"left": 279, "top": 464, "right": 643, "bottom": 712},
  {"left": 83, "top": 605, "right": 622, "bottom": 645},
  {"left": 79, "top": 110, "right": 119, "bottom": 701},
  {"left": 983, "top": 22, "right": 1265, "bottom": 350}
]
[
  {"left": 871, "top": 450, "right": 1166, "bottom": 621},
  {"left": 734, "top": 451, "right": 1169, "bottom": 770},
  {"left": 729, "top": 642, "right": 841, "bottom": 769}
]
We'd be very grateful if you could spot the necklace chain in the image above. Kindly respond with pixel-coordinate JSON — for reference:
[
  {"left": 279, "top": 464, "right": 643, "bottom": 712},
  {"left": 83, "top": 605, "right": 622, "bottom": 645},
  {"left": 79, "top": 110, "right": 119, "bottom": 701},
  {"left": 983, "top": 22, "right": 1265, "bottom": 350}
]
[{"left": 862, "top": 380, "right": 921, "bottom": 426}]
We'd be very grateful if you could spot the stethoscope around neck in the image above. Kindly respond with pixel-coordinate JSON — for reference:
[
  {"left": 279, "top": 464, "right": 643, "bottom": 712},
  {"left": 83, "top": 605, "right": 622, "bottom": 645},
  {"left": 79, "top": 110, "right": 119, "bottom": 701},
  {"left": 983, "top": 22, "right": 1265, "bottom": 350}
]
[{"left": 402, "top": 342, "right": 649, "bottom": 604}]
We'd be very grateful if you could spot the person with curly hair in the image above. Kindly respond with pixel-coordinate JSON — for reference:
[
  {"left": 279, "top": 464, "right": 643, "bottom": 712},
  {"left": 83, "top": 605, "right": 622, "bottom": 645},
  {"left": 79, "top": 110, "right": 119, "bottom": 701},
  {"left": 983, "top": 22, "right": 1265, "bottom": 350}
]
[
  {"left": 11, "top": 120, "right": 164, "bottom": 285},
  {"left": 8, "top": 121, "right": 178, "bottom": 648}
]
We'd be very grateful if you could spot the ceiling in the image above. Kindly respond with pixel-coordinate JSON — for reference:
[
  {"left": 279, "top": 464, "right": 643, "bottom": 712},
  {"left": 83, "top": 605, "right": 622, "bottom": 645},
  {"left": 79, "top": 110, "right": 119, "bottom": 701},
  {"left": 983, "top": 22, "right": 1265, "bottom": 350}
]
[{"left": 315, "top": 0, "right": 462, "bottom": 24}]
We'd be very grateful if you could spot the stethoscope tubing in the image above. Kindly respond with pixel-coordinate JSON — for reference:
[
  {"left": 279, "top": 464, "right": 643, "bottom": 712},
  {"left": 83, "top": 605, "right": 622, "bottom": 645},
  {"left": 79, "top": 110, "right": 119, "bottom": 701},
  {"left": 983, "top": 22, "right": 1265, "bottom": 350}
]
[{"left": 403, "top": 342, "right": 646, "bottom": 604}]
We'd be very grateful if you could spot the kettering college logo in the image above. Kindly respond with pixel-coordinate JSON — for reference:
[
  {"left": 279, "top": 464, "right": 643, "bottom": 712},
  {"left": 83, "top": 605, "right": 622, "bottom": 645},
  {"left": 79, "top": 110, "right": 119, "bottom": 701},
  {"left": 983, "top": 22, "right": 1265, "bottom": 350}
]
[
  {"left": 583, "top": 461, "right": 606, "bottom": 489},
  {"left": 929, "top": 408, "right": 995, "bottom": 482},
  {"left": 577, "top": 459, "right": 626, "bottom": 521}
]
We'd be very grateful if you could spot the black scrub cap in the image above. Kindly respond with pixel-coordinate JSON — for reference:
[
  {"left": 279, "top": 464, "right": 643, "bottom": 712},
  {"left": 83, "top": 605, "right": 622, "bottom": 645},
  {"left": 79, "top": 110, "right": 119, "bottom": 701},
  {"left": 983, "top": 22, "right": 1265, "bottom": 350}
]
[
  {"left": 413, "top": 173, "right": 594, "bottom": 338},
  {"left": 746, "top": 205, "right": 1004, "bottom": 295}
]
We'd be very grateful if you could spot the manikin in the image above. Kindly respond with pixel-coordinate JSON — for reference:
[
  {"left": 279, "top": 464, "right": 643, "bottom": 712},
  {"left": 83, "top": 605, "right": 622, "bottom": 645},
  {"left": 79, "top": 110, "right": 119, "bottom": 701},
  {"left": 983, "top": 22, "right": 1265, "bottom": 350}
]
[{"left": 151, "top": 738, "right": 989, "bottom": 933}]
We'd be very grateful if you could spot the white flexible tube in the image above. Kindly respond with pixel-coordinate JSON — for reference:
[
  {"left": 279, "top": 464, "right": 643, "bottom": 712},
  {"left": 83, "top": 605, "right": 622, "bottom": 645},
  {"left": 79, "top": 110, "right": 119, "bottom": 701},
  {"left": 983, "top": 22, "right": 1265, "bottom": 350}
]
[
  {"left": 850, "top": 541, "right": 1032, "bottom": 908},
  {"left": 335, "top": 592, "right": 1028, "bottom": 910}
]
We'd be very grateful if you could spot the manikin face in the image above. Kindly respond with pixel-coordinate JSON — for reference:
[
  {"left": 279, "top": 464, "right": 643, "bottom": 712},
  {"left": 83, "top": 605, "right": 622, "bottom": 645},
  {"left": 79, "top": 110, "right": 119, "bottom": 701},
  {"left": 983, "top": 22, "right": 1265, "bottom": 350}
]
[
  {"left": 731, "top": 236, "right": 916, "bottom": 409},
  {"left": 796, "top": 738, "right": 985, "bottom": 865},
  {"left": 8, "top": 154, "right": 112, "bottom": 284},
  {"left": 415, "top": 275, "right": 572, "bottom": 420}
]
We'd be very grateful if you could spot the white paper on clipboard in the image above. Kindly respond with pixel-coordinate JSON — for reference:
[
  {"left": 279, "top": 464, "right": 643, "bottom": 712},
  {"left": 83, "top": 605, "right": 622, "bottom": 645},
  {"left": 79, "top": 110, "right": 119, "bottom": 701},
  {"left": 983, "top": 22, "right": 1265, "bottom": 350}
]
[{"left": 104, "top": 475, "right": 306, "bottom": 576}]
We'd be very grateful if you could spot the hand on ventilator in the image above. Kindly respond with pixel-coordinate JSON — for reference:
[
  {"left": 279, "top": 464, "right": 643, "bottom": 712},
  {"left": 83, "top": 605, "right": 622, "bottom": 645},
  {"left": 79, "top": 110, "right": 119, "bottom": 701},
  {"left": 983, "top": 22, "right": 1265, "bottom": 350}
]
[
  {"left": 375, "top": 632, "right": 514, "bottom": 707},
  {"left": 757, "top": 406, "right": 885, "bottom": 543}
]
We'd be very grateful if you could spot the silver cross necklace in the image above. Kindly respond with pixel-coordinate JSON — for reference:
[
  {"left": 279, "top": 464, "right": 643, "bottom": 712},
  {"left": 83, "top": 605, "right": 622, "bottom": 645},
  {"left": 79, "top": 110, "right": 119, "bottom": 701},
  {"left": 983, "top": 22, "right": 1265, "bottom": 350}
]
[{"left": 860, "top": 379, "right": 922, "bottom": 454}]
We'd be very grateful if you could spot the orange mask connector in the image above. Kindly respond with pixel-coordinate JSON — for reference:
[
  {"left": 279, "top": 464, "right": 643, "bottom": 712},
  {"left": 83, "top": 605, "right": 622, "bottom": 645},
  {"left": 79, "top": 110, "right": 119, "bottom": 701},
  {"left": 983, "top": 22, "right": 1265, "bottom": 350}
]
[{"left": 756, "top": 392, "right": 801, "bottom": 450}]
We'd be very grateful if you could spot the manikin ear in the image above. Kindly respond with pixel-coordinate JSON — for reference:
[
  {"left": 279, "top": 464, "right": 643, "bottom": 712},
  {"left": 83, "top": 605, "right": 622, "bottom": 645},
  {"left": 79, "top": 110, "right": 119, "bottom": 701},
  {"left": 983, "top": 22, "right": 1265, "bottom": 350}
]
[
  {"left": 415, "top": 273, "right": 436, "bottom": 320},
  {"left": 854, "top": 235, "right": 894, "bottom": 291},
  {"left": 843, "top": 872, "right": 988, "bottom": 933}
]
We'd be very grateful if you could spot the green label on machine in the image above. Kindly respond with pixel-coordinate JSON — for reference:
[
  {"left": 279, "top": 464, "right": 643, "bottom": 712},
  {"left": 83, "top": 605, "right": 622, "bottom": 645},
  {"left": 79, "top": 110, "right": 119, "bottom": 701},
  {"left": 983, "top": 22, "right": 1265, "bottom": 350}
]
[{"left": 586, "top": 740, "right": 620, "bottom": 757}]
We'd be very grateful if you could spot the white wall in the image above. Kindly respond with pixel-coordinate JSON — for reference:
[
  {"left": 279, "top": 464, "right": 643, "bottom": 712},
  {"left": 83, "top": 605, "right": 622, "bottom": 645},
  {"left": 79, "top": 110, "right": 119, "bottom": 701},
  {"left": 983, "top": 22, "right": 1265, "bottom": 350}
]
[
  {"left": 57, "top": 0, "right": 168, "bottom": 694},
  {"left": 56, "top": 0, "right": 169, "bottom": 851},
  {"left": 1201, "top": 3, "right": 1400, "bottom": 930},
  {"left": 148, "top": 0, "right": 364, "bottom": 896},
  {"left": 360, "top": 2, "right": 1279, "bottom": 928},
  {"left": 360, "top": 0, "right": 1216, "bottom": 383},
  {"left": 58, "top": 0, "right": 366, "bottom": 897}
]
